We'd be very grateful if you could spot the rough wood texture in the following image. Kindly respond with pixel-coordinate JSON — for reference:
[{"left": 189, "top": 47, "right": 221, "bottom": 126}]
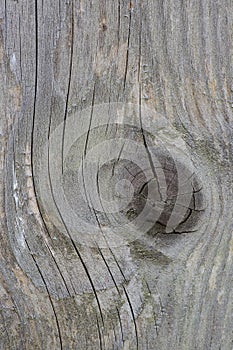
[{"left": 0, "top": 1, "right": 233, "bottom": 349}]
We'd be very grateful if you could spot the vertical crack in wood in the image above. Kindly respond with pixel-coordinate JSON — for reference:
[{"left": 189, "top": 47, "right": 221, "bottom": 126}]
[
  {"left": 47, "top": 93, "right": 74, "bottom": 297},
  {"left": 47, "top": 137, "right": 106, "bottom": 330},
  {"left": 123, "top": 5, "right": 132, "bottom": 91},
  {"left": 61, "top": 0, "right": 74, "bottom": 174},
  {"left": 83, "top": 83, "right": 96, "bottom": 157},
  {"left": 30, "top": 1, "right": 63, "bottom": 348},
  {"left": 122, "top": 284, "right": 139, "bottom": 350}
]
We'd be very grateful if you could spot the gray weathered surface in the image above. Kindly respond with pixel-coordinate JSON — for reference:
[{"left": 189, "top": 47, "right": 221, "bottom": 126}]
[{"left": 0, "top": 0, "right": 232, "bottom": 349}]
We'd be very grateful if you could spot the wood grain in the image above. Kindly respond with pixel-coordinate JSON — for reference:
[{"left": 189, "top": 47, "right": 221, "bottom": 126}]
[{"left": 0, "top": 0, "right": 232, "bottom": 349}]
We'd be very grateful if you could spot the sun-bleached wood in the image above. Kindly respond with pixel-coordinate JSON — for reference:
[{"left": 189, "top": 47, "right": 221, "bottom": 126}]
[{"left": 0, "top": 1, "right": 232, "bottom": 349}]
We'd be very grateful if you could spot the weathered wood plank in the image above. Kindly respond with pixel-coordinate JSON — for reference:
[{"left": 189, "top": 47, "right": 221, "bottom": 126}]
[{"left": 0, "top": 0, "right": 232, "bottom": 349}]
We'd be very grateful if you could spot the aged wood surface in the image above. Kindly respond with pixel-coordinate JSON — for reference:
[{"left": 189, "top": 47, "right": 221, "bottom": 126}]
[{"left": 0, "top": 0, "right": 233, "bottom": 349}]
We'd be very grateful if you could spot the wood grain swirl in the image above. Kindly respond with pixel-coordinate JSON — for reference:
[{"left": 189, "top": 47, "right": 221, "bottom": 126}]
[{"left": 0, "top": 0, "right": 232, "bottom": 349}]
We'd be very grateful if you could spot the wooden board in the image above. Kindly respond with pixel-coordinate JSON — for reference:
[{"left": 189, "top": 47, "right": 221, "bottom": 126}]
[{"left": 0, "top": 0, "right": 232, "bottom": 349}]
